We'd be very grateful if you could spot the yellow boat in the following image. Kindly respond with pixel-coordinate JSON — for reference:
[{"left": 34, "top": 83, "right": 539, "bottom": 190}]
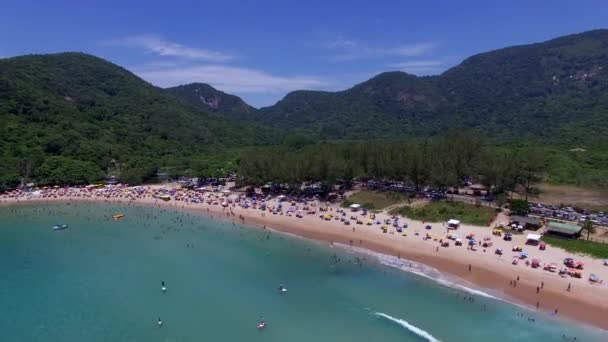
[{"left": 112, "top": 213, "right": 125, "bottom": 220}]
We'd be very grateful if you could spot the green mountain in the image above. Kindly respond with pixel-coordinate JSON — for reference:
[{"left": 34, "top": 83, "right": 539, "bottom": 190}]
[
  {"left": 165, "top": 82, "right": 256, "bottom": 120},
  {"left": 0, "top": 52, "right": 276, "bottom": 188},
  {"left": 250, "top": 29, "right": 608, "bottom": 145}
]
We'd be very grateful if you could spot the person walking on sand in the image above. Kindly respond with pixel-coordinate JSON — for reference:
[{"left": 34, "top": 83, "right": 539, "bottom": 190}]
[
  {"left": 567, "top": 283, "right": 571, "bottom": 292},
  {"left": 468, "top": 264, "right": 472, "bottom": 272}
]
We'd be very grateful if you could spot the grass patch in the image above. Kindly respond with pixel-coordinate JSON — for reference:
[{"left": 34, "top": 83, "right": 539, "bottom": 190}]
[
  {"left": 342, "top": 191, "right": 409, "bottom": 211},
  {"left": 542, "top": 236, "right": 608, "bottom": 259},
  {"left": 389, "top": 201, "right": 496, "bottom": 226}
]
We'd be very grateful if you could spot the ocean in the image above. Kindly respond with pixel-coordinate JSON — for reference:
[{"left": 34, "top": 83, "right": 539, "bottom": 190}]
[{"left": 0, "top": 202, "right": 605, "bottom": 341}]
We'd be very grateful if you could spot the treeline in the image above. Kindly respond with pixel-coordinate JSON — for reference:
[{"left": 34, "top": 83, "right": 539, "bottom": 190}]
[{"left": 238, "top": 133, "right": 548, "bottom": 199}]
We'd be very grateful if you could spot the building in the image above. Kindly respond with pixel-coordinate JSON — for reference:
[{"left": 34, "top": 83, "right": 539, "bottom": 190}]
[
  {"left": 509, "top": 215, "right": 542, "bottom": 230},
  {"left": 545, "top": 221, "right": 582, "bottom": 238}
]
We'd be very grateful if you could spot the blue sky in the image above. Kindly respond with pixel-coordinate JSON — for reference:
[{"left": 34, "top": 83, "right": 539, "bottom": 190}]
[{"left": 1, "top": 0, "right": 607, "bottom": 107}]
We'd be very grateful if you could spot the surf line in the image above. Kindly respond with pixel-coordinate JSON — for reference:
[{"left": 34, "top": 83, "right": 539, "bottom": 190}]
[{"left": 374, "top": 312, "right": 441, "bottom": 342}]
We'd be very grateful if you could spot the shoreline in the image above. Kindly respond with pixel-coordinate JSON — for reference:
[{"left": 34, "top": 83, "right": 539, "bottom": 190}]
[{"left": 2, "top": 195, "right": 608, "bottom": 331}]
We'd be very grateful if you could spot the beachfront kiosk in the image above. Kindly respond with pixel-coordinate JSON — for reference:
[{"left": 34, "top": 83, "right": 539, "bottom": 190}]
[
  {"left": 349, "top": 203, "right": 361, "bottom": 212},
  {"left": 447, "top": 219, "right": 460, "bottom": 229},
  {"left": 545, "top": 221, "right": 582, "bottom": 238}
]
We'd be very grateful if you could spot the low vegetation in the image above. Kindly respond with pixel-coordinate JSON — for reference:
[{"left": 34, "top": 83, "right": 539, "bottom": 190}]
[
  {"left": 542, "top": 236, "right": 608, "bottom": 259},
  {"left": 389, "top": 201, "right": 496, "bottom": 226},
  {"left": 342, "top": 191, "right": 409, "bottom": 211}
]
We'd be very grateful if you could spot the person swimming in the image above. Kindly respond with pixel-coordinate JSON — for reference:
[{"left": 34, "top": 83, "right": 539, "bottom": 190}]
[
  {"left": 161, "top": 281, "right": 166, "bottom": 292},
  {"left": 257, "top": 317, "right": 266, "bottom": 330},
  {"left": 157, "top": 317, "right": 163, "bottom": 327}
]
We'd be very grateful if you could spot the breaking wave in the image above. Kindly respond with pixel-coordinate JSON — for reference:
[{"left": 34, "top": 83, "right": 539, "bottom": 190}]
[{"left": 375, "top": 312, "right": 441, "bottom": 342}]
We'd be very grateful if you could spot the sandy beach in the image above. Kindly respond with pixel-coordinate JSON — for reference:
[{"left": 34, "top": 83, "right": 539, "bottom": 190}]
[{"left": 2, "top": 186, "right": 608, "bottom": 331}]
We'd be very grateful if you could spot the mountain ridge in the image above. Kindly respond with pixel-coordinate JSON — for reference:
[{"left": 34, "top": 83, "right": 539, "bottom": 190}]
[
  {"left": 165, "top": 82, "right": 256, "bottom": 120},
  {"left": 169, "top": 29, "right": 608, "bottom": 145}
]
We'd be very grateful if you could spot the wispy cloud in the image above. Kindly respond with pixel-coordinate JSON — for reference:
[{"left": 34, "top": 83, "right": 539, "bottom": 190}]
[
  {"left": 388, "top": 60, "right": 445, "bottom": 75},
  {"left": 135, "top": 63, "right": 329, "bottom": 94},
  {"left": 107, "top": 35, "right": 234, "bottom": 62},
  {"left": 324, "top": 37, "right": 436, "bottom": 61}
]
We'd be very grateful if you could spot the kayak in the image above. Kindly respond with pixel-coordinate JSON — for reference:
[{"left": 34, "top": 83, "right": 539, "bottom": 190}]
[
  {"left": 52, "top": 224, "right": 68, "bottom": 230},
  {"left": 112, "top": 214, "right": 125, "bottom": 219}
]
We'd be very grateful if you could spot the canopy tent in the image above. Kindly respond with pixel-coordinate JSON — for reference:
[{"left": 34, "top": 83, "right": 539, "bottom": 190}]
[
  {"left": 447, "top": 219, "right": 460, "bottom": 228},
  {"left": 349, "top": 204, "right": 361, "bottom": 210},
  {"left": 526, "top": 233, "right": 541, "bottom": 242}
]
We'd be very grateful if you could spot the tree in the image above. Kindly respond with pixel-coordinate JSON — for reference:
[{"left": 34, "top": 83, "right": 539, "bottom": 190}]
[
  {"left": 510, "top": 199, "right": 530, "bottom": 216},
  {"left": 581, "top": 219, "right": 596, "bottom": 241},
  {"left": 517, "top": 147, "right": 547, "bottom": 200}
]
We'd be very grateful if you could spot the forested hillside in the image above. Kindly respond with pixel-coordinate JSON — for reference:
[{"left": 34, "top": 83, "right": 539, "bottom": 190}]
[
  {"left": 250, "top": 30, "right": 608, "bottom": 145},
  {"left": 0, "top": 53, "right": 277, "bottom": 189}
]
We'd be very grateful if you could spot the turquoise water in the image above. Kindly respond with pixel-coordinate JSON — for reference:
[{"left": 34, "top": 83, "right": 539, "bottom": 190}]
[{"left": 0, "top": 203, "right": 605, "bottom": 342}]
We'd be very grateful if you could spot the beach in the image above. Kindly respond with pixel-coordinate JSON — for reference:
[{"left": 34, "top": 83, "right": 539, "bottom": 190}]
[{"left": 2, "top": 185, "right": 608, "bottom": 331}]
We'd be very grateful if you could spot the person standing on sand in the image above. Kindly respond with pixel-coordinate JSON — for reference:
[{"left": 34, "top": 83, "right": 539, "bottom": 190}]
[
  {"left": 567, "top": 283, "right": 571, "bottom": 291},
  {"left": 468, "top": 264, "right": 471, "bottom": 272}
]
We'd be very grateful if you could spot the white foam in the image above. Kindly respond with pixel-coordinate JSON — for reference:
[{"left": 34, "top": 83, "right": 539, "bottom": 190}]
[
  {"left": 375, "top": 312, "right": 441, "bottom": 342},
  {"left": 336, "top": 243, "right": 525, "bottom": 307}
]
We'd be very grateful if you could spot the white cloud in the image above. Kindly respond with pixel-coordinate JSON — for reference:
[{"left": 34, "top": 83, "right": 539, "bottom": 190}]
[
  {"left": 135, "top": 64, "right": 329, "bottom": 93},
  {"left": 323, "top": 36, "right": 357, "bottom": 49},
  {"left": 107, "top": 35, "right": 234, "bottom": 62},
  {"left": 324, "top": 37, "right": 436, "bottom": 61},
  {"left": 388, "top": 60, "right": 446, "bottom": 75}
]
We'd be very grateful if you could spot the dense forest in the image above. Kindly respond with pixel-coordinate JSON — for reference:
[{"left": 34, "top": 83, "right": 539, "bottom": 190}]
[
  {"left": 0, "top": 53, "right": 279, "bottom": 190},
  {"left": 239, "top": 136, "right": 608, "bottom": 191},
  {"left": 239, "top": 132, "right": 548, "bottom": 199}
]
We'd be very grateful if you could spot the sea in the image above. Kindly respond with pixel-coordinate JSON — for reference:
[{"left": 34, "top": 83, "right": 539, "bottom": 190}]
[{"left": 0, "top": 202, "right": 606, "bottom": 342}]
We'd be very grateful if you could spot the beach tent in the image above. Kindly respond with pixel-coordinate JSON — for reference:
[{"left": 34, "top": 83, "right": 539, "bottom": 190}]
[
  {"left": 520, "top": 251, "right": 528, "bottom": 258},
  {"left": 447, "top": 219, "right": 460, "bottom": 229}
]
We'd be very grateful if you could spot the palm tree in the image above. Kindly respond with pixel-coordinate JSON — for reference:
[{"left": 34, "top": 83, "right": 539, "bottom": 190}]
[{"left": 581, "top": 219, "right": 595, "bottom": 240}]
